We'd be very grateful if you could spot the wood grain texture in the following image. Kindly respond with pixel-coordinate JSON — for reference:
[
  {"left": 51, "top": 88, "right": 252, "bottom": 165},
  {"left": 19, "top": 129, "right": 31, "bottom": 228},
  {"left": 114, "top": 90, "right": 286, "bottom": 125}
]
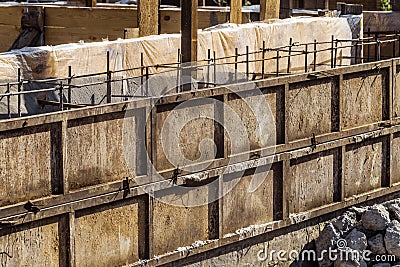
[
  {"left": 230, "top": 0, "right": 242, "bottom": 24},
  {"left": 260, "top": 0, "right": 280, "bottom": 20},
  {"left": 138, "top": 0, "right": 158, "bottom": 36}
]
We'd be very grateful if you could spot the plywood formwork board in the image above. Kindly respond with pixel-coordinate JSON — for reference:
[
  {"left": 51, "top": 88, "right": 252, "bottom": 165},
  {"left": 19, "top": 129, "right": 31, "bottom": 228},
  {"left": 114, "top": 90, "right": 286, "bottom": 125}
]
[
  {"left": 287, "top": 78, "right": 336, "bottom": 141},
  {"left": 44, "top": 6, "right": 137, "bottom": 28},
  {"left": 0, "top": 217, "right": 63, "bottom": 266},
  {"left": 0, "top": 5, "right": 253, "bottom": 50},
  {"left": 0, "top": 5, "right": 24, "bottom": 26},
  {"left": 0, "top": 124, "right": 56, "bottom": 207},
  {"left": 44, "top": 27, "right": 124, "bottom": 45},
  {"left": 289, "top": 149, "right": 337, "bottom": 213},
  {"left": 0, "top": 25, "right": 21, "bottom": 52},
  {"left": 0, "top": 6, "right": 24, "bottom": 51},
  {"left": 343, "top": 138, "right": 384, "bottom": 198},
  {"left": 152, "top": 186, "right": 210, "bottom": 255},
  {"left": 395, "top": 65, "right": 400, "bottom": 117},
  {"left": 74, "top": 200, "right": 140, "bottom": 266},
  {"left": 44, "top": 7, "right": 137, "bottom": 45},
  {"left": 221, "top": 166, "right": 276, "bottom": 236},
  {"left": 341, "top": 70, "right": 387, "bottom": 130},
  {"left": 392, "top": 133, "right": 400, "bottom": 185},
  {"left": 66, "top": 112, "right": 134, "bottom": 191}
]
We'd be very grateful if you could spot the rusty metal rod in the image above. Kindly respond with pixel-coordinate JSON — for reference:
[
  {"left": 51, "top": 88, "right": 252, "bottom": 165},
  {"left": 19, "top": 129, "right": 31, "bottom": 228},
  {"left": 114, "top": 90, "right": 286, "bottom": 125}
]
[
  {"left": 313, "top": 40, "right": 317, "bottom": 71},
  {"left": 106, "top": 51, "right": 111, "bottom": 103},
  {"left": 246, "top": 45, "right": 249, "bottom": 79},
  {"left": 331, "top": 35, "right": 334, "bottom": 68},
  {"left": 68, "top": 66, "right": 72, "bottom": 109},
  {"left": 235, "top": 48, "right": 238, "bottom": 82},
  {"left": 287, "top": 38, "right": 292, "bottom": 73},
  {"left": 17, "top": 68, "right": 21, "bottom": 117},
  {"left": 207, "top": 49, "right": 211, "bottom": 87},
  {"left": 7, "top": 83, "right": 10, "bottom": 119},
  {"left": 304, "top": 44, "right": 308, "bottom": 72},
  {"left": 276, "top": 49, "right": 280, "bottom": 77},
  {"left": 59, "top": 82, "right": 64, "bottom": 111},
  {"left": 262, "top": 41, "right": 265, "bottom": 79}
]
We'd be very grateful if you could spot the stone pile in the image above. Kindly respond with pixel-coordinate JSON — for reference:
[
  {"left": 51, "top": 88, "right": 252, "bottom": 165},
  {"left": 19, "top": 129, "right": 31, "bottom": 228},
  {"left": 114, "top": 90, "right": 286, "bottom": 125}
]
[{"left": 315, "top": 199, "right": 400, "bottom": 267}]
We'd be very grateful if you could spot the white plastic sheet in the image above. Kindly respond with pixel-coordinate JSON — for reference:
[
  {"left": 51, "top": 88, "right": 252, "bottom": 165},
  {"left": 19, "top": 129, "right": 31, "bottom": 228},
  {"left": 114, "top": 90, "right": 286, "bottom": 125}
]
[{"left": 0, "top": 16, "right": 361, "bottom": 115}]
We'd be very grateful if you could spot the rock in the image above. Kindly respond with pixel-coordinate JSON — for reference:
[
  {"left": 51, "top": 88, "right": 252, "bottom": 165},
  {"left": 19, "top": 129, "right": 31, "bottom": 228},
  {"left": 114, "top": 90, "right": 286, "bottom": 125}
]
[
  {"left": 345, "top": 229, "right": 367, "bottom": 252},
  {"left": 334, "top": 258, "right": 367, "bottom": 267},
  {"left": 367, "top": 234, "right": 387, "bottom": 255},
  {"left": 388, "top": 204, "right": 400, "bottom": 222},
  {"left": 384, "top": 220, "right": 400, "bottom": 258},
  {"left": 361, "top": 205, "right": 391, "bottom": 231},
  {"left": 354, "top": 221, "right": 377, "bottom": 238},
  {"left": 371, "top": 264, "right": 391, "bottom": 267},
  {"left": 315, "top": 223, "right": 341, "bottom": 267},
  {"left": 332, "top": 211, "right": 358, "bottom": 235},
  {"left": 382, "top": 199, "right": 400, "bottom": 208},
  {"left": 349, "top": 206, "right": 367, "bottom": 216}
]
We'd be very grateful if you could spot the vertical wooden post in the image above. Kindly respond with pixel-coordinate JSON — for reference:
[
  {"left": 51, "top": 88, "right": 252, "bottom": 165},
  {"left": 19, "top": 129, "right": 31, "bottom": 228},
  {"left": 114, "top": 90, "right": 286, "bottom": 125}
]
[
  {"left": 260, "top": 0, "right": 280, "bottom": 20},
  {"left": 324, "top": 0, "right": 329, "bottom": 9},
  {"left": 181, "top": 0, "right": 198, "bottom": 62},
  {"left": 230, "top": 0, "right": 242, "bottom": 24},
  {"left": 67, "top": 212, "right": 76, "bottom": 267},
  {"left": 181, "top": 0, "right": 198, "bottom": 91},
  {"left": 106, "top": 51, "right": 111, "bottom": 104},
  {"left": 62, "top": 119, "right": 69, "bottom": 194},
  {"left": 138, "top": 0, "right": 159, "bottom": 37},
  {"left": 17, "top": 68, "right": 21, "bottom": 117},
  {"left": 85, "top": 0, "right": 96, "bottom": 7}
]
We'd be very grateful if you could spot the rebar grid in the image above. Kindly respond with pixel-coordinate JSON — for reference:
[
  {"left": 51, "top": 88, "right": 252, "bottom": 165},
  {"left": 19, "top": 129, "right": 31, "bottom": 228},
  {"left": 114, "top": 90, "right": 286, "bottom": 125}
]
[{"left": 0, "top": 31, "right": 399, "bottom": 119}]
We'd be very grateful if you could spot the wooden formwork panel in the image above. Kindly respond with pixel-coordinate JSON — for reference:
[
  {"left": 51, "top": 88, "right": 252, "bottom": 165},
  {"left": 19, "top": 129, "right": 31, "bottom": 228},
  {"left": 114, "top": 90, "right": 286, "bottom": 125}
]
[
  {"left": 221, "top": 164, "right": 279, "bottom": 236},
  {"left": 391, "top": 133, "right": 400, "bottom": 185},
  {"left": 74, "top": 200, "right": 141, "bottom": 266},
  {"left": 0, "top": 6, "right": 23, "bottom": 51},
  {"left": 0, "top": 60, "right": 399, "bottom": 265},
  {"left": 287, "top": 79, "right": 336, "bottom": 141},
  {"left": 225, "top": 86, "right": 284, "bottom": 154},
  {"left": 0, "top": 216, "right": 63, "bottom": 266},
  {"left": 0, "top": 125, "right": 55, "bottom": 206},
  {"left": 0, "top": 6, "right": 250, "bottom": 51},
  {"left": 341, "top": 70, "right": 387, "bottom": 129},
  {"left": 289, "top": 149, "right": 337, "bottom": 214},
  {"left": 343, "top": 137, "right": 384, "bottom": 198},
  {"left": 152, "top": 186, "right": 210, "bottom": 255},
  {"left": 395, "top": 65, "right": 400, "bottom": 118},
  {"left": 154, "top": 101, "right": 217, "bottom": 172},
  {"left": 44, "top": 7, "right": 137, "bottom": 46},
  {"left": 66, "top": 112, "right": 133, "bottom": 190}
]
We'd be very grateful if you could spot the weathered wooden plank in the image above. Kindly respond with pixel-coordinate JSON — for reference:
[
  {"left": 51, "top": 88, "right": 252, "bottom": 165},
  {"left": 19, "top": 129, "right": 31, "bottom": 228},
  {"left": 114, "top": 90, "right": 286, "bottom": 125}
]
[
  {"left": 44, "top": 7, "right": 137, "bottom": 29},
  {"left": 260, "top": 0, "right": 280, "bottom": 20},
  {"left": 181, "top": 0, "right": 198, "bottom": 62},
  {"left": 0, "top": 6, "right": 24, "bottom": 26},
  {"left": 230, "top": 0, "right": 242, "bottom": 24},
  {"left": 124, "top": 27, "right": 139, "bottom": 39},
  {"left": 44, "top": 27, "right": 124, "bottom": 45},
  {"left": 138, "top": 0, "right": 158, "bottom": 37}
]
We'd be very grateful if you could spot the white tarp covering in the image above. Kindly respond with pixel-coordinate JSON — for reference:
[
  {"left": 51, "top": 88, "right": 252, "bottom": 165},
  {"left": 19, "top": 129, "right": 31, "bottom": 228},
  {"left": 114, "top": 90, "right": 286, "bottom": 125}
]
[{"left": 0, "top": 16, "right": 361, "bottom": 116}]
